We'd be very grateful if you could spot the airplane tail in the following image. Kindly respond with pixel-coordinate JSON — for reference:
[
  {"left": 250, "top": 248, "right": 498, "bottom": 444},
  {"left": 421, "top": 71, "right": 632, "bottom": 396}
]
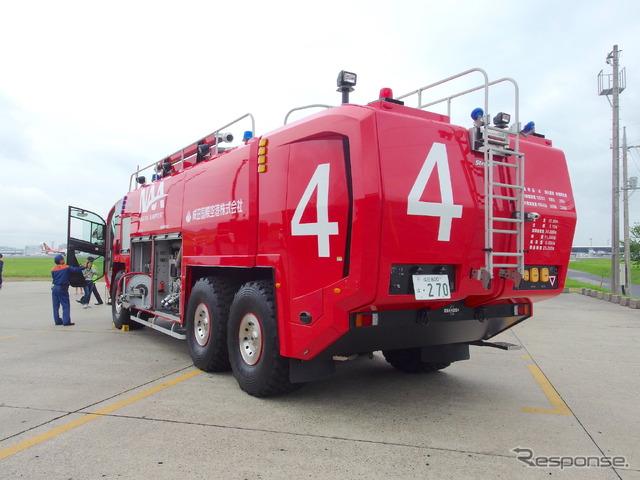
[{"left": 41, "top": 243, "right": 63, "bottom": 255}]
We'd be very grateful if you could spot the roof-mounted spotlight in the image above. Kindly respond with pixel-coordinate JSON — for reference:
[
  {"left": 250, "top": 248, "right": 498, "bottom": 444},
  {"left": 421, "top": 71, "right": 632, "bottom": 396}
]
[
  {"left": 493, "top": 112, "right": 510, "bottom": 129},
  {"left": 337, "top": 70, "right": 357, "bottom": 104}
]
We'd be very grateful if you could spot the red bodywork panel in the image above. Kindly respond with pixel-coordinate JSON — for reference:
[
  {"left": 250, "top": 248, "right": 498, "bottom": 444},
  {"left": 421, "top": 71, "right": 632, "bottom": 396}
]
[{"left": 109, "top": 99, "right": 576, "bottom": 360}]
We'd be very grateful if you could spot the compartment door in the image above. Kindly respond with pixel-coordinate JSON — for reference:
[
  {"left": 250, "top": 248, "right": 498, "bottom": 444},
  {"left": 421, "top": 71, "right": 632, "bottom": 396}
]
[{"left": 286, "top": 136, "right": 351, "bottom": 299}]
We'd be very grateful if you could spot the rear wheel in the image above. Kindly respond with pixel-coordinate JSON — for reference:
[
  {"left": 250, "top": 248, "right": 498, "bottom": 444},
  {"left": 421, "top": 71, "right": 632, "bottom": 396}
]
[
  {"left": 228, "top": 281, "right": 299, "bottom": 397},
  {"left": 185, "top": 277, "right": 234, "bottom": 372},
  {"left": 382, "top": 348, "right": 451, "bottom": 373}
]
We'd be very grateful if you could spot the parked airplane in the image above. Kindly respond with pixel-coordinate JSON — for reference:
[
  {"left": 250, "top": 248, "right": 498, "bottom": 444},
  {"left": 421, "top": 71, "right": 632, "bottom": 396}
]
[{"left": 41, "top": 243, "right": 65, "bottom": 256}]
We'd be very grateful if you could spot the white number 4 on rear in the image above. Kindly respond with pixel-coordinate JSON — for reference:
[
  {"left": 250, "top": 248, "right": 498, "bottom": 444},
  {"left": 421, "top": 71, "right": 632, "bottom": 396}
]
[{"left": 407, "top": 142, "right": 463, "bottom": 241}]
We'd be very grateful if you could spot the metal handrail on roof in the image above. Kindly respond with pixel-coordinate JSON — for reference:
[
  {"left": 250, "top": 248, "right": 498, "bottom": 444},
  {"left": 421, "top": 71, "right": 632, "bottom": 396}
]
[
  {"left": 284, "top": 104, "right": 333, "bottom": 125},
  {"left": 395, "top": 68, "right": 520, "bottom": 135},
  {"left": 129, "top": 113, "right": 256, "bottom": 191}
]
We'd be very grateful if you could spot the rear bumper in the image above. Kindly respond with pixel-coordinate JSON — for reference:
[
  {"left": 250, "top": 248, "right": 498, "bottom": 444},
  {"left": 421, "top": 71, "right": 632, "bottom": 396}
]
[{"left": 320, "top": 301, "right": 530, "bottom": 358}]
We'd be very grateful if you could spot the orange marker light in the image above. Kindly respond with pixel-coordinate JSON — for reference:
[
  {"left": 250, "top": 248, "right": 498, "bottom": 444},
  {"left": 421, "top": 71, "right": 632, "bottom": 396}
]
[{"left": 355, "top": 313, "right": 378, "bottom": 327}]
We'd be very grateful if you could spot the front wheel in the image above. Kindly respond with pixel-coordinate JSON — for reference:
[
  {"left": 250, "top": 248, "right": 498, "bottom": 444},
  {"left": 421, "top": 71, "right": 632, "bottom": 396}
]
[
  {"left": 382, "top": 348, "right": 451, "bottom": 373},
  {"left": 228, "top": 281, "right": 299, "bottom": 397},
  {"left": 112, "top": 271, "right": 132, "bottom": 330}
]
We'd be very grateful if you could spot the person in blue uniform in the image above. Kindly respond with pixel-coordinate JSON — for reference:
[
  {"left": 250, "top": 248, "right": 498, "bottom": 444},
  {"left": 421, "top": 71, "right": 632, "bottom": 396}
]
[{"left": 51, "top": 254, "right": 85, "bottom": 326}]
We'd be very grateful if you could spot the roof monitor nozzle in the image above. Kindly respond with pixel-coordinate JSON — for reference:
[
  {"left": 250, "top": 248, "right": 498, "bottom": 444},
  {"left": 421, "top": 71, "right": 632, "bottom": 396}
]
[
  {"left": 337, "top": 70, "right": 357, "bottom": 104},
  {"left": 161, "top": 158, "right": 172, "bottom": 176},
  {"left": 216, "top": 132, "right": 234, "bottom": 144}
]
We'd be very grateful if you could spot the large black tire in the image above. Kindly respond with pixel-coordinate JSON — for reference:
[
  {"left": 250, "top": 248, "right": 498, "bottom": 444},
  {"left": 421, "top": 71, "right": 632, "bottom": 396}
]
[
  {"left": 228, "top": 281, "right": 300, "bottom": 397},
  {"left": 185, "top": 277, "right": 234, "bottom": 372},
  {"left": 382, "top": 348, "right": 451, "bottom": 373},
  {"left": 112, "top": 271, "right": 132, "bottom": 330}
]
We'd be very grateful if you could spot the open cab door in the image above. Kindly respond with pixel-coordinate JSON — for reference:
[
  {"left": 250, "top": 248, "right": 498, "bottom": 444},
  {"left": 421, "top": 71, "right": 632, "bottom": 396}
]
[{"left": 66, "top": 206, "right": 107, "bottom": 288}]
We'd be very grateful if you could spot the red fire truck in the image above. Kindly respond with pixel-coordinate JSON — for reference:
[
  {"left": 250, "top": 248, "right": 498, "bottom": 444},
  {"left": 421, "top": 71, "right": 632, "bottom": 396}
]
[{"left": 67, "top": 69, "right": 576, "bottom": 396}]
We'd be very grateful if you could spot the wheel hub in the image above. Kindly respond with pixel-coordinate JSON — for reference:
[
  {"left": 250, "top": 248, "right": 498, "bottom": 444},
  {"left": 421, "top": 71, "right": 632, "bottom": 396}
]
[
  {"left": 194, "top": 303, "right": 211, "bottom": 347},
  {"left": 114, "top": 298, "right": 123, "bottom": 314},
  {"left": 238, "top": 313, "right": 262, "bottom": 365}
]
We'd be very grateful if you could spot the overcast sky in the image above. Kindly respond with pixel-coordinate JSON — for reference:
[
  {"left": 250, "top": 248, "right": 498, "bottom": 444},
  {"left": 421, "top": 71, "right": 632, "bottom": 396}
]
[{"left": 1, "top": 0, "right": 639, "bottom": 249}]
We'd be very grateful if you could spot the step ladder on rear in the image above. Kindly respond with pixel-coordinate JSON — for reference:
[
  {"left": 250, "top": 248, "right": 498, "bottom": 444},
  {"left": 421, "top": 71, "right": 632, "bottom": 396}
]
[{"left": 471, "top": 116, "right": 525, "bottom": 290}]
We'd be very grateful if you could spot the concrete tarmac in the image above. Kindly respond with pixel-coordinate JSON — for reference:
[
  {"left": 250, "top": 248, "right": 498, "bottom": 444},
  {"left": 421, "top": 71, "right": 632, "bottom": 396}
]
[{"left": 0, "top": 282, "right": 638, "bottom": 479}]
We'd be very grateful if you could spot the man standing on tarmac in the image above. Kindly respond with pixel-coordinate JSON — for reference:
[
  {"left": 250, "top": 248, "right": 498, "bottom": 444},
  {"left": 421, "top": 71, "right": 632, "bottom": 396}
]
[
  {"left": 0, "top": 253, "right": 4, "bottom": 289},
  {"left": 51, "top": 254, "right": 85, "bottom": 326}
]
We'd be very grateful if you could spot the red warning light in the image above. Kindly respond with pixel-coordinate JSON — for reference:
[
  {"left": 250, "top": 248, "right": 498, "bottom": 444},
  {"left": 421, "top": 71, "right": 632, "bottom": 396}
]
[{"left": 379, "top": 87, "right": 393, "bottom": 99}]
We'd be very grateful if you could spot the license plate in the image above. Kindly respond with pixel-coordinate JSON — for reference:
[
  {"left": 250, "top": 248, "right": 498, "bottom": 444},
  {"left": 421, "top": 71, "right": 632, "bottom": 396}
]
[{"left": 412, "top": 274, "right": 451, "bottom": 300}]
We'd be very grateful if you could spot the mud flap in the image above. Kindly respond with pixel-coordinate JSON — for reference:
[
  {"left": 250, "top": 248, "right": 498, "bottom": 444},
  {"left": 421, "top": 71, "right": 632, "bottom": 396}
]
[
  {"left": 289, "top": 357, "right": 336, "bottom": 383},
  {"left": 421, "top": 343, "right": 470, "bottom": 362}
]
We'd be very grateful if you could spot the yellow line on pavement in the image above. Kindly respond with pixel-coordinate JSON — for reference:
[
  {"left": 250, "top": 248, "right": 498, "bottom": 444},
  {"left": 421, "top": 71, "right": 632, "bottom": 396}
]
[
  {"left": 0, "top": 369, "right": 202, "bottom": 460},
  {"left": 1, "top": 331, "right": 50, "bottom": 340},
  {"left": 522, "top": 364, "right": 572, "bottom": 416}
]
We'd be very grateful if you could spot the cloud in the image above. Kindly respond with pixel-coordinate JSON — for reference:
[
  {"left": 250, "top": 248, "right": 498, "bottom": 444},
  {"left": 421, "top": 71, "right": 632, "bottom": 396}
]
[{"left": 0, "top": 94, "right": 35, "bottom": 163}]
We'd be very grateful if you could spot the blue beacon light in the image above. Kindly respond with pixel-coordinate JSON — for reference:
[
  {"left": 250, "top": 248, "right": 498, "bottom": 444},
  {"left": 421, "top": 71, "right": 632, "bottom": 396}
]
[
  {"left": 522, "top": 121, "right": 535, "bottom": 134},
  {"left": 471, "top": 108, "right": 484, "bottom": 121}
]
